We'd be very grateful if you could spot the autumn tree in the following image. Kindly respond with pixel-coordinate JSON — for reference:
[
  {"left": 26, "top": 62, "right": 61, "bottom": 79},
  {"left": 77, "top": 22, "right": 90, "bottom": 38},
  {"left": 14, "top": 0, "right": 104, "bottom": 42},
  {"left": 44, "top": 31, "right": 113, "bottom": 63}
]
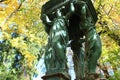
[
  {"left": 0, "top": 0, "right": 47, "bottom": 79},
  {"left": 0, "top": 0, "right": 120, "bottom": 79}
]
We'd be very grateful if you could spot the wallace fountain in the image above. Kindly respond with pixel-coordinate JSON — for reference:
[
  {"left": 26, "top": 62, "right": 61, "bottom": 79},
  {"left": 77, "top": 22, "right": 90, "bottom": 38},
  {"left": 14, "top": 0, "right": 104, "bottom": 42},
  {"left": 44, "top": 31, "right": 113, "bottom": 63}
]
[{"left": 40, "top": 0, "right": 102, "bottom": 80}]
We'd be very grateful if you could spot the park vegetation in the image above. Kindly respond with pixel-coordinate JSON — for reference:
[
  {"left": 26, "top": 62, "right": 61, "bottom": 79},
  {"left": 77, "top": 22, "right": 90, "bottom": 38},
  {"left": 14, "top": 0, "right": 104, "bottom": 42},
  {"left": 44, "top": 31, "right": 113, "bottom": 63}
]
[{"left": 0, "top": 0, "right": 120, "bottom": 79}]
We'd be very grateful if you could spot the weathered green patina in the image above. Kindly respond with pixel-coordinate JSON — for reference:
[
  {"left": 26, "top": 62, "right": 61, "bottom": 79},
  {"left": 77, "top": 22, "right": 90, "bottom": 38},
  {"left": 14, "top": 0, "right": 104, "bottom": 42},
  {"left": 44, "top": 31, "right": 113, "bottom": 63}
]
[{"left": 41, "top": 0, "right": 102, "bottom": 80}]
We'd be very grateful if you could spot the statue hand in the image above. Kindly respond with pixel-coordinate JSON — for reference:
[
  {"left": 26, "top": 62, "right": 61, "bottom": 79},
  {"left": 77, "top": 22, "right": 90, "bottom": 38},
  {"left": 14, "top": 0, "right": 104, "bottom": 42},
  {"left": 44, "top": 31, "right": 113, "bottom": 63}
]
[
  {"left": 66, "top": 2, "right": 75, "bottom": 19},
  {"left": 56, "top": 9, "right": 62, "bottom": 17},
  {"left": 45, "top": 15, "right": 52, "bottom": 23},
  {"left": 70, "top": 2, "right": 75, "bottom": 13},
  {"left": 41, "top": 14, "right": 53, "bottom": 25},
  {"left": 41, "top": 14, "right": 50, "bottom": 22}
]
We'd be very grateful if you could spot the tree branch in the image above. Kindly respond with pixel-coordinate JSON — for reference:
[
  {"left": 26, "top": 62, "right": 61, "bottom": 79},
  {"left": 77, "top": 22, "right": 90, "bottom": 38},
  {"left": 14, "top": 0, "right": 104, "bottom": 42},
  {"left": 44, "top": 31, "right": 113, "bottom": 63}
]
[
  {"left": 1, "top": 2, "right": 22, "bottom": 26},
  {"left": 0, "top": 0, "right": 5, "bottom": 3},
  {"left": 97, "top": 4, "right": 120, "bottom": 46}
]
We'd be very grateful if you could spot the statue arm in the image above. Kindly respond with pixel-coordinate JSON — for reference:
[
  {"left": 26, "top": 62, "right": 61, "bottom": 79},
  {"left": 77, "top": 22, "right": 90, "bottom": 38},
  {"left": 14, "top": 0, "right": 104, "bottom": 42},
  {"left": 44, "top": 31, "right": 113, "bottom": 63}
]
[
  {"left": 66, "top": 2, "right": 75, "bottom": 19},
  {"left": 40, "top": 0, "right": 75, "bottom": 34},
  {"left": 41, "top": 7, "right": 53, "bottom": 34}
]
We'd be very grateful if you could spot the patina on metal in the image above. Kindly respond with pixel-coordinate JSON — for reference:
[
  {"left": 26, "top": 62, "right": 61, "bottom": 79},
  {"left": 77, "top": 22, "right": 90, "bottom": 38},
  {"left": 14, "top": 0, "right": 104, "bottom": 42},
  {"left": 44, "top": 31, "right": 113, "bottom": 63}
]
[{"left": 41, "top": 0, "right": 102, "bottom": 80}]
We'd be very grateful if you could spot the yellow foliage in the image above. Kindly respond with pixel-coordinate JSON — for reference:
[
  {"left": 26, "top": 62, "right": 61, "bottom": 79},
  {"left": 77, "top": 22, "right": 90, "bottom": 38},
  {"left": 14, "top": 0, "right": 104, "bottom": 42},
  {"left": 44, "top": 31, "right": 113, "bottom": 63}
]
[
  {"left": 10, "top": 37, "right": 26, "bottom": 48},
  {"left": 101, "top": 34, "right": 120, "bottom": 62},
  {"left": 0, "top": 32, "right": 4, "bottom": 40},
  {"left": 22, "top": 50, "right": 36, "bottom": 67},
  {"left": 2, "top": 31, "right": 11, "bottom": 39},
  {"left": 10, "top": 37, "right": 37, "bottom": 67},
  {"left": 0, "top": 0, "right": 19, "bottom": 26}
]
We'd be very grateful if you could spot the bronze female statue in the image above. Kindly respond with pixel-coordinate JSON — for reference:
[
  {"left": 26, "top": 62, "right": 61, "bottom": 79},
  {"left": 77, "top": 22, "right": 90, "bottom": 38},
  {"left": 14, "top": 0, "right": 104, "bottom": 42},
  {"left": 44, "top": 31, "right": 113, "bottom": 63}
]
[{"left": 41, "top": 0, "right": 102, "bottom": 80}]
